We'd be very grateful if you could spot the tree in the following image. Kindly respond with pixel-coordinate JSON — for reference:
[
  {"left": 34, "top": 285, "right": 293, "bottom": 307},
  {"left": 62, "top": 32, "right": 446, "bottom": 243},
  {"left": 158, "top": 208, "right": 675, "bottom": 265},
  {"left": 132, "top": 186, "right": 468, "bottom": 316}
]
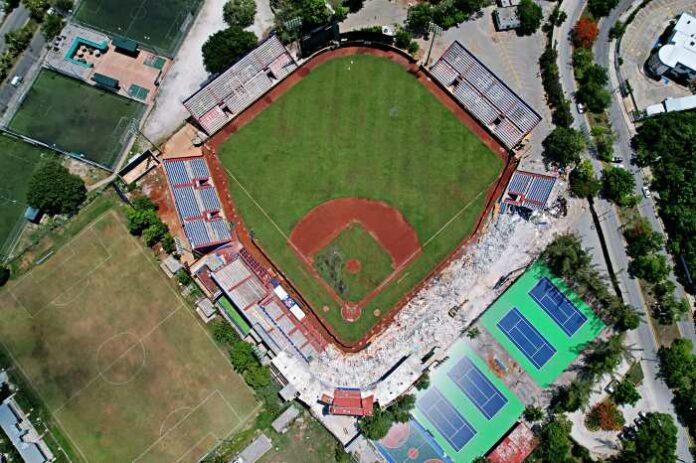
[
  {"left": 628, "top": 254, "right": 669, "bottom": 284},
  {"left": 415, "top": 372, "right": 430, "bottom": 390},
  {"left": 406, "top": 4, "right": 434, "bottom": 36},
  {"left": 244, "top": 364, "right": 271, "bottom": 388},
  {"left": 4, "top": 0, "right": 21, "bottom": 12},
  {"left": 576, "top": 64, "right": 611, "bottom": 113},
  {"left": 223, "top": 0, "right": 256, "bottom": 28},
  {"left": 51, "top": 0, "right": 73, "bottom": 11},
  {"left": 389, "top": 394, "right": 416, "bottom": 423},
  {"left": 657, "top": 339, "right": 695, "bottom": 390},
  {"left": 395, "top": 30, "right": 412, "bottom": 50},
  {"left": 570, "top": 160, "right": 601, "bottom": 198},
  {"left": 572, "top": 17, "right": 599, "bottom": 48},
  {"left": 358, "top": 405, "right": 392, "bottom": 440},
  {"left": 202, "top": 27, "right": 257, "bottom": 74},
  {"left": 542, "top": 234, "right": 592, "bottom": 278},
  {"left": 466, "top": 326, "right": 481, "bottom": 339},
  {"left": 517, "top": 0, "right": 543, "bottom": 35},
  {"left": 125, "top": 207, "right": 160, "bottom": 235},
  {"left": 142, "top": 221, "right": 169, "bottom": 247},
  {"left": 22, "top": 0, "right": 47, "bottom": 19},
  {"left": 653, "top": 281, "right": 690, "bottom": 324},
  {"left": 611, "top": 379, "right": 641, "bottom": 406},
  {"left": 6, "top": 23, "right": 34, "bottom": 56},
  {"left": 601, "top": 166, "right": 636, "bottom": 206},
  {"left": 523, "top": 404, "right": 544, "bottom": 422},
  {"left": 42, "top": 14, "right": 64, "bottom": 39},
  {"left": 0, "top": 265, "right": 9, "bottom": 287},
  {"left": 542, "top": 127, "right": 586, "bottom": 168},
  {"left": 623, "top": 218, "right": 663, "bottom": 258},
  {"left": 26, "top": 159, "right": 86, "bottom": 215},
  {"left": 552, "top": 378, "right": 592, "bottom": 412},
  {"left": 299, "top": 0, "right": 330, "bottom": 26},
  {"left": 591, "top": 125, "right": 615, "bottom": 161},
  {"left": 229, "top": 340, "right": 256, "bottom": 372},
  {"left": 585, "top": 400, "right": 624, "bottom": 431},
  {"left": 533, "top": 415, "right": 573, "bottom": 462},
  {"left": 618, "top": 412, "right": 677, "bottom": 463},
  {"left": 176, "top": 269, "right": 193, "bottom": 287},
  {"left": 588, "top": 0, "right": 619, "bottom": 18}
]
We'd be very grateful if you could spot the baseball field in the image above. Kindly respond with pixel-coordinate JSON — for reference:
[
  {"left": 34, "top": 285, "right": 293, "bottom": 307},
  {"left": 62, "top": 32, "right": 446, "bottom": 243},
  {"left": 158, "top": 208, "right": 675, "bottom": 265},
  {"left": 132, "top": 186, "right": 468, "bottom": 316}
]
[
  {"left": 218, "top": 53, "right": 505, "bottom": 344},
  {"left": 0, "top": 204, "right": 258, "bottom": 462}
]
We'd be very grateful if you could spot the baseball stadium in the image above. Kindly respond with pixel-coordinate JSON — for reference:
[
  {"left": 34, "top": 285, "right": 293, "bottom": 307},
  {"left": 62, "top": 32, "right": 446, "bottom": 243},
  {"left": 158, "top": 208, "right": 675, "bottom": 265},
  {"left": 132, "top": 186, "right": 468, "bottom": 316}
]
[{"left": 198, "top": 44, "right": 535, "bottom": 348}]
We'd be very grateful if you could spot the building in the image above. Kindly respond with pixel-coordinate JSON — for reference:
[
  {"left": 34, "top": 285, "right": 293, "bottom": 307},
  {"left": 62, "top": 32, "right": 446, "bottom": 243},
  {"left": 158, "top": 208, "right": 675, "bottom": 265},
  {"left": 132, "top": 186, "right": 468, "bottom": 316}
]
[
  {"left": 487, "top": 423, "right": 537, "bottom": 463},
  {"left": 183, "top": 36, "right": 297, "bottom": 135},
  {"left": 430, "top": 41, "right": 542, "bottom": 150},
  {"left": 322, "top": 388, "right": 374, "bottom": 417},
  {"left": 645, "top": 94, "right": 696, "bottom": 116},
  {"left": 236, "top": 434, "right": 272, "bottom": 463},
  {"left": 271, "top": 405, "right": 300, "bottom": 433},
  {"left": 495, "top": 7, "right": 521, "bottom": 31},
  {"left": 647, "top": 12, "right": 696, "bottom": 81},
  {"left": 502, "top": 170, "right": 558, "bottom": 212}
]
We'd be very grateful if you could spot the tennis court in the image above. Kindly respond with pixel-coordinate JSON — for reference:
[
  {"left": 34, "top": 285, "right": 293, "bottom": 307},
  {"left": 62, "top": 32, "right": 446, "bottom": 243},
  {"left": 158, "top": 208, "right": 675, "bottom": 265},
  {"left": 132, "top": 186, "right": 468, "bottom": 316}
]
[
  {"left": 497, "top": 308, "right": 557, "bottom": 370},
  {"left": 529, "top": 277, "right": 588, "bottom": 336},
  {"left": 74, "top": 0, "right": 202, "bottom": 55},
  {"left": 481, "top": 262, "right": 605, "bottom": 387},
  {"left": 411, "top": 341, "right": 523, "bottom": 462},
  {"left": 447, "top": 357, "right": 507, "bottom": 420}
]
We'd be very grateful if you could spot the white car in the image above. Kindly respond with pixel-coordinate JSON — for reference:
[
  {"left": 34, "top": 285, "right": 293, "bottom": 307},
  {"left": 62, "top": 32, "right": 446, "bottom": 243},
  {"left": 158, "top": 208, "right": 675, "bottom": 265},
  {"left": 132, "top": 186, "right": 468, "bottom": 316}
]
[
  {"left": 642, "top": 186, "right": 651, "bottom": 198},
  {"left": 10, "top": 75, "right": 22, "bottom": 87},
  {"left": 576, "top": 102, "right": 587, "bottom": 114}
]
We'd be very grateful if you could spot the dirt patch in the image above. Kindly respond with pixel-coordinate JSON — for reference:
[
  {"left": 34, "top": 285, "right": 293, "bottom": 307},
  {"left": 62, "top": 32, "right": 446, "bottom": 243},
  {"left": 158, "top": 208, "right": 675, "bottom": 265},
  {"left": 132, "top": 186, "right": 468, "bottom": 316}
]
[{"left": 346, "top": 259, "right": 361, "bottom": 274}]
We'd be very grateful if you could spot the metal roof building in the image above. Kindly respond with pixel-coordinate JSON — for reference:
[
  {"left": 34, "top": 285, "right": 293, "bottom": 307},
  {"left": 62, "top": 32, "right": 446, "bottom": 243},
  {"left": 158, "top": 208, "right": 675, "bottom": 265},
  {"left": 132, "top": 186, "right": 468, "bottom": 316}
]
[
  {"left": 0, "top": 399, "right": 52, "bottom": 463},
  {"left": 183, "top": 36, "right": 297, "bottom": 135},
  {"left": 430, "top": 41, "right": 542, "bottom": 149},
  {"left": 502, "top": 170, "right": 557, "bottom": 211},
  {"left": 163, "top": 157, "right": 232, "bottom": 251}
]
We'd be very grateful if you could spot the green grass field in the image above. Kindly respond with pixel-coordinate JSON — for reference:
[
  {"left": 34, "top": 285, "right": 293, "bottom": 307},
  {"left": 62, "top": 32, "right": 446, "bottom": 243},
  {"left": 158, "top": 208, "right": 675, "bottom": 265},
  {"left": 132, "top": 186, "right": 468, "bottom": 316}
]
[
  {"left": 219, "top": 55, "right": 503, "bottom": 343},
  {"left": 10, "top": 70, "right": 145, "bottom": 169},
  {"left": 411, "top": 341, "right": 524, "bottom": 463},
  {"left": 0, "top": 207, "right": 258, "bottom": 462},
  {"left": 482, "top": 262, "right": 605, "bottom": 388},
  {"left": 75, "top": 0, "right": 202, "bottom": 55},
  {"left": 314, "top": 224, "right": 393, "bottom": 303},
  {"left": 0, "top": 136, "right": 53, "bottom": 258}
]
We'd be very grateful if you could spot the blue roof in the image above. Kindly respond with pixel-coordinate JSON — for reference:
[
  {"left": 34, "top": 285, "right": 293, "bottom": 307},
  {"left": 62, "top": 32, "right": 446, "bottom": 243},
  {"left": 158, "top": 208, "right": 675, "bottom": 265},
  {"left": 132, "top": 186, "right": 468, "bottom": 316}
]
[{"left": 0, "top": 401, "right": 50, "bottom": 463}]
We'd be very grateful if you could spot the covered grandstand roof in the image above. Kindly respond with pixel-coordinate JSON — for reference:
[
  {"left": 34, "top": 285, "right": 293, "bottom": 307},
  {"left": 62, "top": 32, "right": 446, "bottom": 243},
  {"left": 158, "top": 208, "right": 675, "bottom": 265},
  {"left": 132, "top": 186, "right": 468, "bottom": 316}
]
[
  {"left": 328, "top": 389, "right": 374, "bottom": 416},
  {"left": 183, "top": 36, "right": 297, "bottom": 135},
  {"left": 430, "top": 41, "right": 542, "bottom": 149},
  {"left": 503, "top": 170, "right": 557, "bottom": 211},
  {"left": 163, "top": 157, "right": 231, "bottom": 250},
  {"left": 487, "top": 423, "right": 537, "bottom": 463}
]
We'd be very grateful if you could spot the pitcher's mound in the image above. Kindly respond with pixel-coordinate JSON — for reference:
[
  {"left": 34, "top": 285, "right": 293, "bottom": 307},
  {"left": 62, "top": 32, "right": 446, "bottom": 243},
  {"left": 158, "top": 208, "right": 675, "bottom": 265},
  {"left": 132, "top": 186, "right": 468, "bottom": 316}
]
[{"left": 346, "top": 259, "right": 361, "bottom": 274}]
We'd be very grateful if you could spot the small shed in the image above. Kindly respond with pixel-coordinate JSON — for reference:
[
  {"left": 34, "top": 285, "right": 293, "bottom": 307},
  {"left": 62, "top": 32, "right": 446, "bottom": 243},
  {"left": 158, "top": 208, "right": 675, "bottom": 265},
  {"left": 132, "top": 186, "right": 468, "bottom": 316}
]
[
  {"left": 237, "top": 434, "right": 272, "bottom": 463},
  {"left": 112, "top": 36, "right": 139, "bottom": 55},
  {"left": 91, "top": 73, "right": 120, "bottom": 91},
  {"left": 494, "top": 7, "right": 521, "bottom": 30},
  {"left": 279, "top": 383, "right": 298, "bottom": 402},
  {"left": 160, "top": 255, "right": 183, "bottom": 278},
  {"left": 24, "top": 207, "right": 42, "bottom": 224},
  {"left": 271, "top": 406, "right": 300, "bottom": 433},
  {"left": 196, "top": 298, "right": 217, "bottom": 323}
]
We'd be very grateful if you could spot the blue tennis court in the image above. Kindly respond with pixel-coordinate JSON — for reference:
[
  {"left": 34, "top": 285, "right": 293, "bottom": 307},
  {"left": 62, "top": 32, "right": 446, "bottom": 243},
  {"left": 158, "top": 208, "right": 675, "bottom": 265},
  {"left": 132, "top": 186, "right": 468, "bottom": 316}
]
[
  {"left": 530, "top": 277, "right": 587, "bottom": 336},
  {"left": 497, "top": 308, "right": 556, "bottom": 369},
  {"left": 417, "top": 387, "right": 477, "bottom": 451},
  {"left": 447, "top": 356, "right": 507, "bottom": 420}
]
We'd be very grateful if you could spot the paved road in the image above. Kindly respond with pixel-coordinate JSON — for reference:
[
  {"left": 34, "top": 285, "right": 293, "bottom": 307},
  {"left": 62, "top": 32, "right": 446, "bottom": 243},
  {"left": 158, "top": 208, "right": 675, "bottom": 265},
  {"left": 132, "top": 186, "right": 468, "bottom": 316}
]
[
  {"left": 555, "top": 0, "right": 692, "bottom": 460},
  {"left": 0, "top": 5, "right": 30, "bottom": 54},
  {"left": 0, "top": 30, "right": 46, "bottom": 116}
]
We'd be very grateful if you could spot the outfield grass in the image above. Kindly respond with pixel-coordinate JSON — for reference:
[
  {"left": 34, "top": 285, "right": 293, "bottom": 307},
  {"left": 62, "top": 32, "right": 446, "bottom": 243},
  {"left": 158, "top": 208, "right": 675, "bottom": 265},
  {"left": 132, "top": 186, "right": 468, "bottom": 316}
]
[
  {"left": 219, "top": 55, "right": 503, "bottom": 343},
  {"left": 0, "top": 207, "right": 258, "bottom": 462},
  {"left": 0, "top": 135, "right": 53, "bottom": 258},
  {"left": 75, "top": 0, "right": 202, "bottom": 55},
  {"left": 10, "top": 70, "right": 145, "bottom": 169},
  {"left": 314, "top": 224, "right": 393, "bottom": 303}
]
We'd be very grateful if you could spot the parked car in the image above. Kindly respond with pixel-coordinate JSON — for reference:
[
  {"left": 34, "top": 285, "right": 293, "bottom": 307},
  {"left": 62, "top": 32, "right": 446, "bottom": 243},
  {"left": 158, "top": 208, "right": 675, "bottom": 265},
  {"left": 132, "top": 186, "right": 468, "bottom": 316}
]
[
  {"left": 10, "top": 75, "right": 22, "bottom": 87},
  {"left": 576, "top": 102, "right": 587, "bottom": 114},
  {"left": 605, "top": 379, "right": 618, "bottom": 394},
  {"left": 642, "top": 186, "right": 651, "bottom": 198},
  {"left": 611, "top": 157, "right": 623, "bottom": 163}
]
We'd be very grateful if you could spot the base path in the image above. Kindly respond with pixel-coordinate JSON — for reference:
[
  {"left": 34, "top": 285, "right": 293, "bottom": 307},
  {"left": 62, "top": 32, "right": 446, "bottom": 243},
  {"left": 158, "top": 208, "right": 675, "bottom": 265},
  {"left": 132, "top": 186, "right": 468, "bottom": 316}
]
[{"left": 290, "top": 198, "right": 421, "bottom": 267}]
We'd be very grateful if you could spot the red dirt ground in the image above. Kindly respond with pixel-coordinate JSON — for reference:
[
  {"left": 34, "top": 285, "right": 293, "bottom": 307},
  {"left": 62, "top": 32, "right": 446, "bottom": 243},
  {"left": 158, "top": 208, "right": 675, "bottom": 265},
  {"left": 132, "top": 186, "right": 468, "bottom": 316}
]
[
  {"left": 204, "top": 45, "right": 517, "bottom": 352},
  {"left": 290, "top": 198, "right": 421, "bottom": 268},
  {"left": 346, "top": 259, "right": 362, "bottom": 274}
]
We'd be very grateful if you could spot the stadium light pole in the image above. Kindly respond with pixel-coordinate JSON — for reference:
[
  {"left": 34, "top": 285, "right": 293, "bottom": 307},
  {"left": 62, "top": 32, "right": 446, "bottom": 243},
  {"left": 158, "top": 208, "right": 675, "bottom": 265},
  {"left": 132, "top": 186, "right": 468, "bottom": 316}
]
[{"left": 425, "top": 22, "right": 443, "bottom": 67}]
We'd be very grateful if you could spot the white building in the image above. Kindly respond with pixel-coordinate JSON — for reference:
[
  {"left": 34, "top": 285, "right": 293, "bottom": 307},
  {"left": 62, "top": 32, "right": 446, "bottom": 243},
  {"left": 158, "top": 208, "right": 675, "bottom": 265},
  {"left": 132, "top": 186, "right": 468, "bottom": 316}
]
[{"left": 647, "top": 12, "right": 696, "bottom": 81}]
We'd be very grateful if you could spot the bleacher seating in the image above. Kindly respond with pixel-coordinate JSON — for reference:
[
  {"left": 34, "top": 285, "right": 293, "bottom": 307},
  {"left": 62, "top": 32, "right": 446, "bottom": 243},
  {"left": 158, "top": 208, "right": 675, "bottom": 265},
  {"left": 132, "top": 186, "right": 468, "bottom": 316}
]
[
  {"left": 163, "top": 157, "right": 232, "bottom": 250},
  {"left": 431, "top": 41, "right": 542, "bottom": 149},
  {"left": 503, "top": 170, "right": 557, "bottom": 211},
  {"left": 184, "top": 36, "right": 297, "bottom": 135}
]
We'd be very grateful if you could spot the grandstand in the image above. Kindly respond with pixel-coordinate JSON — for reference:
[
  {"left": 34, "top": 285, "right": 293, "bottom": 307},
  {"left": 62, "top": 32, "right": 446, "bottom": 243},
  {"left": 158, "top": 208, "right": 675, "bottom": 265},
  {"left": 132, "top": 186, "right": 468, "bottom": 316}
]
[
  {"left": 502, "top": 170, "right": 558, "bottom": 212},
  {"left": 430, "top": 41, "right": 542, "bottom": 150},
  {"left": 184, "top": 36, "right": 297, "bottom": 135},
  {"left": 163, "top": 156, "right": 232, "bottom": 250},
  {"left": 197, "top": 244, "right": 326, "bottom": 362}
]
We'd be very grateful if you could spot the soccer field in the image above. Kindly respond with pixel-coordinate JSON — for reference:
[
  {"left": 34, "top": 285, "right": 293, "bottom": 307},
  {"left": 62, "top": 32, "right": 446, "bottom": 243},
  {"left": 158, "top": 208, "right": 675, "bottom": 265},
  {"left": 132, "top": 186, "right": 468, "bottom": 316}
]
[
  {"left": 0, "top": 136, "right": 52, "bottom": 258},
  {"left": 218, "top": 55, "right": 504, "bottom": 343},
  {"left": 0, "top": 207, "right": 258, "bottom": 462},
  {"left": 75, "top": 0, "right": 202, "bottom": 55},
  {"left": 10, "top": 70, "right": 145, "bottom": 169}
]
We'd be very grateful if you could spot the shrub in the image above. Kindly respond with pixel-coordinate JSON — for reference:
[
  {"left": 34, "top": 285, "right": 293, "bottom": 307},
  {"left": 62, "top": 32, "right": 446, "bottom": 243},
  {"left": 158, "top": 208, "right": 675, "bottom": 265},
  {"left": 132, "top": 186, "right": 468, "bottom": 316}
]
[
  {"left": 585, "top": 400, "right": 624, "bottom": 431},
  {"left": 572, "top": 17, "right": 599, "bottom": 48}
]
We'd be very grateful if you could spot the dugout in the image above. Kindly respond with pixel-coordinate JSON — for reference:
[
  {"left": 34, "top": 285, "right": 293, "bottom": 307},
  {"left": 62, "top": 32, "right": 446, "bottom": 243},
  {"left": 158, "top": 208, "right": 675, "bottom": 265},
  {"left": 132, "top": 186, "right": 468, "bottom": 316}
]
[
  {"left": 91, "top": 73, "right": 120, "bottom": 92},
  {"left": 112, "top": 36, "right": 139, "bottom": 57}
]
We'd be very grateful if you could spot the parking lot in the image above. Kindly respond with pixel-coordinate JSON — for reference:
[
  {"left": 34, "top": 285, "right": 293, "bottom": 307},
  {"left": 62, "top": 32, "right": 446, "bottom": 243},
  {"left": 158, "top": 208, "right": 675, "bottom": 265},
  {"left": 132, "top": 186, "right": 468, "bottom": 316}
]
[{"left": 619, "top": 0, "right": 693, "bottom": 110}]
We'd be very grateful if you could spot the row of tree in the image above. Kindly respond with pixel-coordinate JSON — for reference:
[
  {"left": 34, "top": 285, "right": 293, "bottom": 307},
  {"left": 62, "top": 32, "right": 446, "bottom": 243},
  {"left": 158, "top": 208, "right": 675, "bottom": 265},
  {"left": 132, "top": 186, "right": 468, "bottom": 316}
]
[
  {"left": 124, "top": 196, "right": 175, "bottom": 253},
  {"left": 202, "top": 0, "right": 259, "bottom": 74},
  {"left": 658, "top": 339, "right": 696, "bottom": 450}
]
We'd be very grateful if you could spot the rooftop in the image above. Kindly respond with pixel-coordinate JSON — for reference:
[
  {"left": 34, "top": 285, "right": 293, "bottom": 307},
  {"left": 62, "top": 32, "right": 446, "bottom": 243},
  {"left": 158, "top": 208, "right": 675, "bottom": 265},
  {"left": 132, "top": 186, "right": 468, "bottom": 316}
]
[
  {"left": 657, "top": 12, "right": 696, "bottom": 72},
  {"left": 329, "top": 389, "right": 374, "bottom": 417}
]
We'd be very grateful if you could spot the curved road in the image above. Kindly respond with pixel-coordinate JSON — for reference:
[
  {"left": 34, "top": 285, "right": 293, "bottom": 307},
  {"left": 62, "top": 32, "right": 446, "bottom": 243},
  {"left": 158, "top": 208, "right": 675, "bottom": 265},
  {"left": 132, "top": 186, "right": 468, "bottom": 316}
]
[{"left": 555, "top": 0, "right": 692, "bottom": 460}]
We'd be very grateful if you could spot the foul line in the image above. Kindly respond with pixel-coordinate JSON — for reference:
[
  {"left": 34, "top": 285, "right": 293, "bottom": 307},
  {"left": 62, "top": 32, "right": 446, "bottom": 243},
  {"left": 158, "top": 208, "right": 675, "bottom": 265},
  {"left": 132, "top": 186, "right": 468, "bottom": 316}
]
[{"left": 422, "top": 190, "right": 486, "bottom": 249}]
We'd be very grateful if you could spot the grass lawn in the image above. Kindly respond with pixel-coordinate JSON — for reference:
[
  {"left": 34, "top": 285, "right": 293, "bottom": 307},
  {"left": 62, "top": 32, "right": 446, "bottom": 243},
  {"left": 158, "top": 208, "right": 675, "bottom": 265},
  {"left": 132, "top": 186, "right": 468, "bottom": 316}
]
[
  {"left": 10, "top": 70, "right": 145, "bottom": 169},
  {"left": 75, "top": 0, "right": 202, "bottom": 55},
  {"left": 259, "top": 412, "right": 341, "bottom": 463},
  {"left": 219, "top": 55, "right": 503, "bottom": 343},
  {"left": 314, "top": 223, "right": 393, "bottom": 303},
  {"left": 0, "top": 135, "right": 53, "bottom": 257},
  {"left": 0, "top": 206, "right": 258, "bottom": 462}
]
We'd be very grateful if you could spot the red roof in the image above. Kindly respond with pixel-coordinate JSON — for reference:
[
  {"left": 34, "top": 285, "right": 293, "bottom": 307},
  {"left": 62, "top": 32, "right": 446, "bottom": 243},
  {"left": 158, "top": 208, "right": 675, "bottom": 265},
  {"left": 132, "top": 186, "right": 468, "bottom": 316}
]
[
  {"left": 487, "top": 423, "right": 537, "bottom": 463},
  {"left": 328, "top": 389, "right": 374, "bottom": 416}
]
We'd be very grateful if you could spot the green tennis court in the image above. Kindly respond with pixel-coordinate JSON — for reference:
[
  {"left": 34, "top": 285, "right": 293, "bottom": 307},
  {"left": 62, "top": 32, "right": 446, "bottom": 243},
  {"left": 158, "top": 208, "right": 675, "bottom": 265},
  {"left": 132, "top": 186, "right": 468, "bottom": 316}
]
[
  {"left": 411, "top": 341, "right": 524, "bottom": 462},
  {"left": 481, "top": 262, "right": 605, "bottom": 388}
]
